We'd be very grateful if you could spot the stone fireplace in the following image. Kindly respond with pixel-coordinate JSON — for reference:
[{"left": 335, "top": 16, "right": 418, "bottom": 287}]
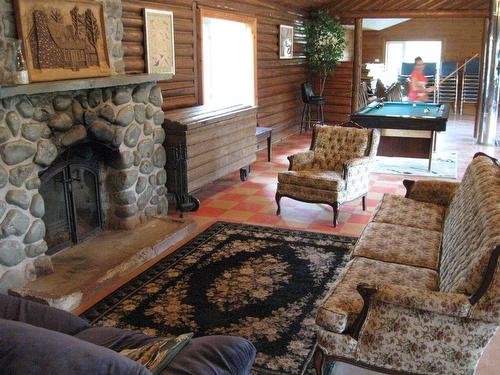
[
  {"left": 0, "top": 83, "right": 169, "bottom": 292},
  {"left": 0, "top": 0, "right": 174, "bottom": 294}
]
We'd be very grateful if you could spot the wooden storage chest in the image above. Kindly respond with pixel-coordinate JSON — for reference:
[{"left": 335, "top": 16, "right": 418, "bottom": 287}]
[{"left": 163, "top": 104, "right": 257, "bottom": 195}]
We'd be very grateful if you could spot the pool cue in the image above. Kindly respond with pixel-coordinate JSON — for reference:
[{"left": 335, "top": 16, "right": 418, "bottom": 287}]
[{"left": 436, "top": 53, "right": 479, "bottom": 86}]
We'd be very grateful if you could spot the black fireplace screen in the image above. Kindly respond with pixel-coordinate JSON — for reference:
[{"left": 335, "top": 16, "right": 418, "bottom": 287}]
[{"left": 39, "top": 145, "right": 103, "bottom": 255}]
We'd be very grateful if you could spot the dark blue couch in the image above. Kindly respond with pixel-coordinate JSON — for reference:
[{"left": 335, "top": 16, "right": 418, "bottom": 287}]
[{"left": 0, "top": 294, "right": 256, "bottom": 375}]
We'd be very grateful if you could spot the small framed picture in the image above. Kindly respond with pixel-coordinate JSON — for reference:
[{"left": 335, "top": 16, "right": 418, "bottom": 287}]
[
  {"left": 143, "top": 8, "right": 175, "bottom": 75},
  {"left": 279, "top": 25, "right": 294, "bottom": 59}
]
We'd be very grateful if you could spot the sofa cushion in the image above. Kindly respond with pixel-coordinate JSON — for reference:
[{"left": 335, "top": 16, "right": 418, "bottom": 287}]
[
  {"left": 352, "top": 222, "right": 441, "bottom": 270},
  {"left": 277, "top": 183, "right": 344, "bottom": 204},
  {"left": 372, "top": 194, "right": 445, "bottom": 232},
  {"left": 278, "top": 170, "right": 344, "bottom": 191},
  {"left": 0, "top": 293, "right": 90, "bottom": 336},
  {"left": 316, "top": 257, "right": 438, "bottom": 334},
  {"left": 440, "top": 155, "right": 500, "bottom": 294},
  {"left": 0, "top": 318, "right": 150, "bottom": 375}
]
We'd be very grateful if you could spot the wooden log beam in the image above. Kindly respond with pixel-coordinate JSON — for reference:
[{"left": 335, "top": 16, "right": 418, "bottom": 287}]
[
  {"left": 351, "top": 18, "right": 363, "bottom": 112},
  {"left": 328, "top": 10, "right": 489, "bottom": 19}
]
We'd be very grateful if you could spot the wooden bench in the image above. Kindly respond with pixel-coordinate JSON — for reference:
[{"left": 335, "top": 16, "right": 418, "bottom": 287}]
[{"left": 256, "top": 127, "right": 272, "bottom": 162}]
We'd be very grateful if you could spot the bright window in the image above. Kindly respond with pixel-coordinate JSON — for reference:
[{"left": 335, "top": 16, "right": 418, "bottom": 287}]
[
  {"left": 384, "top": 41, "right": 442, "bottom": 84},
  {"left": 201, "top": 11, "right": 256, "bottom": 107}
]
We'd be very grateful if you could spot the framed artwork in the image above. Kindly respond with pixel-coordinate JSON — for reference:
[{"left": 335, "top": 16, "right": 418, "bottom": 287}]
[
  {"left": 14, "top": 0, "right": 110, "bottom": 82},
  {"left": 279, "top": 25, "right": 294, "bottom": 59},
  {"left": 143, "top": 9, "right": 175, "bottom": 75}
]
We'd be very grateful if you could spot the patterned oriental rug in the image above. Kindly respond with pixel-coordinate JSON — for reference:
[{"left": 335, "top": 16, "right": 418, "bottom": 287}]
[{"left": 81, "top": 222, "right": 354, "bottom": 375}]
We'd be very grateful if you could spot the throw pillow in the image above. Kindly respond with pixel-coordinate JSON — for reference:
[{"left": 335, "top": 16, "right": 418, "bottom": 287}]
[{"left": 120, "top": 333, "right": 193, "bottom": 375}]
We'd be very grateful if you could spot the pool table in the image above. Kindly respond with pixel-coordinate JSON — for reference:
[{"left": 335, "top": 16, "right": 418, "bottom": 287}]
[{"left": 350, "top": 101, "right": 450, "bottom": 171}]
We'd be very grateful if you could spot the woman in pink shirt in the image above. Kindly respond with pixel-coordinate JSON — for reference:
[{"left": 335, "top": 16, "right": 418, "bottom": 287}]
[{"left": 408, "top": 57, "right": 434, "bottom": 102}]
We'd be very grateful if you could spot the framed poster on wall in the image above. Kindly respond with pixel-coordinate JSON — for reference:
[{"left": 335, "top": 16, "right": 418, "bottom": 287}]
[
  {"left": 143, "top": 8, "right": 175, "bottom": 75},
  {"left": 279, "top": 25, "right": 293, "bottom": 59}
]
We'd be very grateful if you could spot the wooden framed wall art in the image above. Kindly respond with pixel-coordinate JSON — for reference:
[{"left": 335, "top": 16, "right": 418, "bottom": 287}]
[
  {"left": 279, "top": 25, "right": 294, "bottom": 59},
  {"left": 14, "top": 0, "right": 111, "bottom": 82},
  {"left": 143, "top": 9, "right": 175, "bottom": 75}
]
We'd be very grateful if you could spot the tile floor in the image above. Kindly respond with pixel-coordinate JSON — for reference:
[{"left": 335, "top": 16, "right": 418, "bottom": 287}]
[
  {"left": 171, "top": 114, "right": 499, "bottom": 375},
  {"left": 185, "top": 115, "right": 499, "bottom": 239}
]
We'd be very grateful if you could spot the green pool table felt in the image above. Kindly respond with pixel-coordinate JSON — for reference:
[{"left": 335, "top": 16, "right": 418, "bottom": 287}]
[{"left": 358, "top": 102, "right": 447, "bottom": 118}]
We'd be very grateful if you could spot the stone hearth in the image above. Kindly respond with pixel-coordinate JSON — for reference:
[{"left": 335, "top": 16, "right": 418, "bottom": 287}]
[{"left": 11, "top": 217, "right": 198, "bottom": 312}]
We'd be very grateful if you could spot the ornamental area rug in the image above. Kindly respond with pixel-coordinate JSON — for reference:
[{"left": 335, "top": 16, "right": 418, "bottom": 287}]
[{"left": 81, "top": 222, "right": 355, "bottom": 375}]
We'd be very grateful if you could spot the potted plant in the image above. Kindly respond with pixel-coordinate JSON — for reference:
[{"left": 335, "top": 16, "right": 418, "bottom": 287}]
[{"left": 304, "top": 10, "right": 347, "bottom": 96}]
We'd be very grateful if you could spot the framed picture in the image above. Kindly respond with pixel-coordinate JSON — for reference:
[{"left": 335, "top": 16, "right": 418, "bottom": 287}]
[
  {"left": 279, "top": 25, "right": 294, "bottom": 59},
  {"left": 14, "top": 0, "right": 110, "bottom": 82},
  {"left": 143, "top": 9, "right": 175, "bottom": 75}
]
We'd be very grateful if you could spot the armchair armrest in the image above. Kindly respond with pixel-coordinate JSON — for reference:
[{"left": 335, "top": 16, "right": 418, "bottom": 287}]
[
  {"left": 403, "top": 179, "right": 460, "bottom": 207},
  {"left": 343, "top": 157, "right": 372, "bottom": 180},
  {"left": 342, "top": 157, "right": 372, "bottom": 199},
  {"left": 288, "top": 151, "right": 314, "bottom": 171}
]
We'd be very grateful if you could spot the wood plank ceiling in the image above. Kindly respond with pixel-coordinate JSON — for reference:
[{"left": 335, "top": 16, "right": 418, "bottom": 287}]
[
  {"left": 326, "top": 0, "right": 489, "bottom": 12},
  {"left": 272, "top": 0, "right": 489, "bottom": 11}
]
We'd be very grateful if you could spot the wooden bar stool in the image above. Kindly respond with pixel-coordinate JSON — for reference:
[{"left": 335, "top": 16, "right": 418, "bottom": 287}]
[{"left": 300, "top": 82, "right": 325, "bottom": 134}]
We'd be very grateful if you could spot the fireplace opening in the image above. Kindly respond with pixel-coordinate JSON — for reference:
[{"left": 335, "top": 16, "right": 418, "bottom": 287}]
[{"left": 39, "top": 143, "right": 108, "bottom": 255}]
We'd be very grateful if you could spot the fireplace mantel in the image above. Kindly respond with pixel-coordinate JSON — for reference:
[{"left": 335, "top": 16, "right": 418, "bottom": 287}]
[{"left": 0, "top": 73, "right": 173, "bottom": 99}]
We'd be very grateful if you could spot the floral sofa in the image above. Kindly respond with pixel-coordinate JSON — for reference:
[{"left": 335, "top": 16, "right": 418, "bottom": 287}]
[{"left": 314, "top": 153, "right": 500, "bottom": 375}]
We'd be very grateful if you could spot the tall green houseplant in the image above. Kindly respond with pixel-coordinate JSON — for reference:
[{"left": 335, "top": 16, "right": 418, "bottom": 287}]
[{"left": 304, "top": 10, "right": 347, "bottom": 96}]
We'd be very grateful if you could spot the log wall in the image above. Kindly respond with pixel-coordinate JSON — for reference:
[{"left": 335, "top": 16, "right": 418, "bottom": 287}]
[{"left": 122, "top": 0, "right": 308, "bottom": 142}]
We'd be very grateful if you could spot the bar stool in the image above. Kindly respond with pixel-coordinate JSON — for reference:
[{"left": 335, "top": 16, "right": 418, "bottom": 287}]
[{"left": 300, "top": 82, "right": 325, "bottom": 134}]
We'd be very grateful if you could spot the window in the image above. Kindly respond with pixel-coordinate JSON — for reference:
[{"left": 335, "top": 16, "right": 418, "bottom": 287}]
[
  {"left": 199, "top": 9, "right": 257, "bottom": 107},
  {"left": 384, "top": 41, "right": 442, "bottom": 84}
]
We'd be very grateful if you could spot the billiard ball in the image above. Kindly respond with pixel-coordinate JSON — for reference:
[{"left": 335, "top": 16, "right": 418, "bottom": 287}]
[
  {"left": 412, "top": 103, "right": 417, "bottom": 107},
  {"left": 424, "top": 107, "right": 430, "bottom": 113}
]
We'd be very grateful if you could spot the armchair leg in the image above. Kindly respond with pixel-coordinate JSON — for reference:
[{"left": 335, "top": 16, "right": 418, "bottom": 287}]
[
  {"left": 362, "top": 195, "right": 367, "bottom": 211},
  {"left": 332, "top": 202, "right": 339, "bottom": 227},
  {"left": 313, "top": 346, "right": 326, "bottom": 375},
  {"left": 275, "top": 192, "right": 282, "bottom": 215}
]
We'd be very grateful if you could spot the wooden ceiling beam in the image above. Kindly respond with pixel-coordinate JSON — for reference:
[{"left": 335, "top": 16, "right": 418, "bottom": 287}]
[{"left": 326, "top": 9, "right": 489, "bottom": 19}]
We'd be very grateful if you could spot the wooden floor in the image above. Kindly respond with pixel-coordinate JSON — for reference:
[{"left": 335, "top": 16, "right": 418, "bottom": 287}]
[{"left": 189, "top": 114, "right": 499, "bottom": 237}]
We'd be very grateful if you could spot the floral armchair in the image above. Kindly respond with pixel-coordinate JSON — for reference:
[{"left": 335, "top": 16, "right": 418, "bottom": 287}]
[
  {"left": 275, "top": 125, "right": 380, "bottom": 226},
  {"left": 313, "top": 153, "right": 500, "bottom": 375}
]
